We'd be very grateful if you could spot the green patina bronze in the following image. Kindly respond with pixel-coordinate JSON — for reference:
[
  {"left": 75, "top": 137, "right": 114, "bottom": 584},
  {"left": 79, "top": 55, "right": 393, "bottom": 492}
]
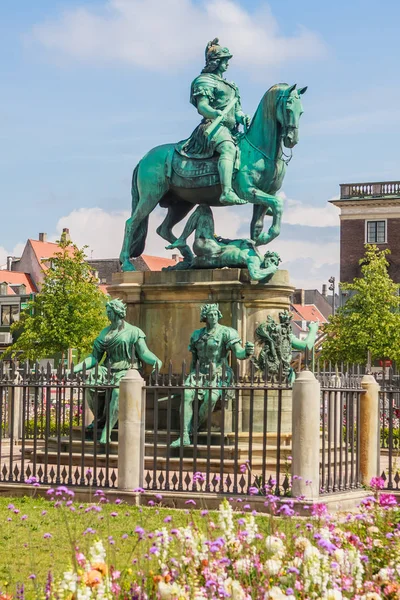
[
  {"left": 254, "top": 311, "right": 318, "bottom": 383},
  {"left": 120, "top": 38, "right": 306, "bottom": 272},
  {"left": 73, "top": 299, "right": 162, "bottom": 443},
  {"left": 167, "top": 204, "right": 281, "bottom": 280},
  {"left": 171, "top": 303, "right": 254, "bottom": 447}
]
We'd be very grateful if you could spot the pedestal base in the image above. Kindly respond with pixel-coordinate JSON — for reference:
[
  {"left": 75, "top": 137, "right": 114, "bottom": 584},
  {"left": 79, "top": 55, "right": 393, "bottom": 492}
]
[{"left": 108, "top": 268, "right": 295, "bottom": 370}]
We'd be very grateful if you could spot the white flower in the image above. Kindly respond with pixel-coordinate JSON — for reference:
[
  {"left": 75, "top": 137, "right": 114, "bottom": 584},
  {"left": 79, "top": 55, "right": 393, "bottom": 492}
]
[
  {"left": 264, "top": 587, "right": 287, "bottom": 600},
  {"left": 265, "top": 535, "right": 284, "bottom": 555},
  {"left": 158, "top": 581, "right": 188, "bottom": 600},
  {"left": 326, "top": 590, "right": 343, "bottom": 600},
  {"left": 88, "top": 540, "right": 107, "bottom": 565},
  {"left": 59, "top": 571, "right": 78, "bottom": 594},
  {"left": 294, "top": 536, "right": 311, "bottom": 552},
  {"left": 235, "top": 557, "right": 253, "bottom": 574},
  {"left": 264, "top": 559, "right": 282, "bottom": 575},
  {"left": 375, "top": 567, "right": 393, "bottom": 584},
  {"left": 224, "top": 578, "right": 246, "bottom": 600},
  {"left": 304, "top": 544, "right": 321, "bottom": 560}
]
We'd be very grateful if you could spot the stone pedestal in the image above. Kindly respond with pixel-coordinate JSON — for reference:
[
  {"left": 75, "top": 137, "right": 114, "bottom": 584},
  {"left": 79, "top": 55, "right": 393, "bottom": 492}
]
[
  {"left": 108, "top": 268, "right": 295, "bottom": 371},
  {"left": 109, "top": 268, "right": 295, "bottom": 438}
]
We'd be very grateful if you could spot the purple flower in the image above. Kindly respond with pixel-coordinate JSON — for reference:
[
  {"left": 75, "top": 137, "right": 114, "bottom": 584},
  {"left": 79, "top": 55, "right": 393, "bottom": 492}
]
[
  {"left": 21, "top": 515, "right": 28, "bottom": 521},
  {"left": 83, "top": 528, "right": 96, "bottom": 535},
  {"left": 147, "top": 500, "right": 155, "bottom": 506},
  {"left": 43, "top": 533, "right": 52, "bottom": 539},
  {"left": 135, "top": 526, "right": 145, "bottom": 537},
  {"left": 318, "top": 538, "right": 337, "bottom": 553},
  {"left": 133, "top": 487, "right": 144, "bottom": 493},
  {"left": 114, "top": 498, "right": 122, "bottom": 504},
  {"left": 185, "top": 499, "right": 196, "bottom": 506},
  {"left": 122, "top": 533, "right": 128, "bottom": 539},
  {"left": 28, "top": 574, "right": 36, "bottom": 580},
  {"left": 7, "top": 504, "right": 14, "bottom": 510},
  {"left": 248, "top": 486, "right": 259, "bottom": 495},
  {"left": 286, "top": 589, "right": 294, "bottom": 596},
  {"left": 164, "top": 516, "right": 172, "bottom": 523},
  {"left": 201, "top": 510, "right": 208, "bottom": 516},
  {"left": 110, "top": 512, "right": 118, "bottom": 517}
]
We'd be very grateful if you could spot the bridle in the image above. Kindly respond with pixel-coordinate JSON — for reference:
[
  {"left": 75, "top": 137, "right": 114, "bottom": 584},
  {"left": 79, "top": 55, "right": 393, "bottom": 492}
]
[{"left": 243, "top": 92, "right": 297, "bottom": 166}]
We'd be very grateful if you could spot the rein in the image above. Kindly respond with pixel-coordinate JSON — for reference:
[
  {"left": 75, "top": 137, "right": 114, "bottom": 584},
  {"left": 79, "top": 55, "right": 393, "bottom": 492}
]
[{"left": 243, "top": 94, "right": 294, "bottom": 166}]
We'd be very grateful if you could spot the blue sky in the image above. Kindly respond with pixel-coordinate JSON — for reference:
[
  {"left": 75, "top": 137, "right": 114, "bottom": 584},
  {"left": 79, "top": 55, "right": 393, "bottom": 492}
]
[{"left": 1, "top": 0, "right": 399, "bottom": 288}]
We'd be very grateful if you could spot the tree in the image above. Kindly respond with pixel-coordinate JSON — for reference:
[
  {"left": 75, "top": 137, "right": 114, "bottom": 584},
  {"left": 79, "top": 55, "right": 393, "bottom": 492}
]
[
  {"left": 321, "top": 245, "right": 400, "bottom": 365},
  {"left": 6, "top": 236, "right": 108, "bottom": 362}
]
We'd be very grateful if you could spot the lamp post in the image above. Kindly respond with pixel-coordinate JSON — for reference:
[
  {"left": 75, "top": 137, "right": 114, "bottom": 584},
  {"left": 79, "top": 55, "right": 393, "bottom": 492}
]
[{"left": 328, "top": 276, "right": 336, "bottom": 316}]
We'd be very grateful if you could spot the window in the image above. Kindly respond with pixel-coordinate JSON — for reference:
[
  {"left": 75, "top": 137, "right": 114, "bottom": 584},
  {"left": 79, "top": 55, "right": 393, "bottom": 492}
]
[
  {"left": 1, "top": 305, "right": 19, "bottom": 326},
  {"left": 366, "top": 220, "right": 386, "bottom": 244}
]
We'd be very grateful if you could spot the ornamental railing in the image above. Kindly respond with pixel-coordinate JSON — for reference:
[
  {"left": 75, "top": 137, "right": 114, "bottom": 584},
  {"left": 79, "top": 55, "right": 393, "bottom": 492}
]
[{"left": 340, "top": 181, "right": 400, "bottom": 200}]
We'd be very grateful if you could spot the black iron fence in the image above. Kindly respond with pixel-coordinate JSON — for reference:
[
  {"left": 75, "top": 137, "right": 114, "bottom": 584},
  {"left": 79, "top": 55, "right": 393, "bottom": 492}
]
[
  {"left": 316, "top": 365, "right": 363, "bottom": 494},
  {"left": 0, "top": 360, "right": 292, "bottom": 495},
  {"left": 0, "top": 361, "right": 118, "bottom": 488},
  {"left": 143, "top": 362, "right": 291, "bottom": 496},
  {"left": 379, "top": 368, "right": 400, "bottom": 489}
]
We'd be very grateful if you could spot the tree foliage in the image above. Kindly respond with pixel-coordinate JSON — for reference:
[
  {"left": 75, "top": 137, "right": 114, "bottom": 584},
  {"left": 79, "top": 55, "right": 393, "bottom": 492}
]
[
  {"left": 6, "top": 237, "right": 108, "bottom": 361},
  {"left": 321, "top": 245, "right": 400, "bottom": 365}
]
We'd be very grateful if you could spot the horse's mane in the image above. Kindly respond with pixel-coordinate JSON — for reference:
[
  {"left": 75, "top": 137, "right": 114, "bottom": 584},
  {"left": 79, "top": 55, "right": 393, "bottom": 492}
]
[{"left": 249, "top": 83, "right": 290, "bottom": 132}]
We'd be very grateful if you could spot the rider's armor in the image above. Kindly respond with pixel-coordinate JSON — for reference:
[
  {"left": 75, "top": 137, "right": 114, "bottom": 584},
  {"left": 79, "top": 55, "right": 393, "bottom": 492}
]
[{"left": 181, "top": 73, "right": 242, "bottom": 159}]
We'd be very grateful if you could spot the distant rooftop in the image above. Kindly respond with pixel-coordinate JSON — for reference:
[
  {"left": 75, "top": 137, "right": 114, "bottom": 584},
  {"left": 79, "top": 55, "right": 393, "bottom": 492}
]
[{"left": 335, "top": 181, "right": 400, "bottom": 201}]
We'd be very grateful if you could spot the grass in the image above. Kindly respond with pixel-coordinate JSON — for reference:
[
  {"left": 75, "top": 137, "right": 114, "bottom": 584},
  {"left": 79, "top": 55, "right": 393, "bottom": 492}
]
[{"left": 0, "top": 490, "right": 294, "bottom": 595}]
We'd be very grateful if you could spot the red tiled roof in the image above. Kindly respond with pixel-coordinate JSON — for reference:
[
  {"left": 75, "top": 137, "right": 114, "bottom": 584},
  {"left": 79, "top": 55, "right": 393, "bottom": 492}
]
[
  {"left": 142, "top": 254, "right": 181, "bottom": 270},
  {"left": 0, "top": 270, "right": 36, "bottom": 293},
  {"left": 291, "top": 304, "right": 327, "bottom": 323},
  {"left": 28, "top": 239, "right": 75, "bottom": 271}
]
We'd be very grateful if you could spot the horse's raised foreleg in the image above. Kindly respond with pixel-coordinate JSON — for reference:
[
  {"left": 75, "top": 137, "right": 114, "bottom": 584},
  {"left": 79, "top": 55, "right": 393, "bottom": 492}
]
[
  {"left": 156, "top": 202, "right": 195, "bottom": 270},
  {"left": 247, "top": 189, "right": 283, "bottom": 246}
]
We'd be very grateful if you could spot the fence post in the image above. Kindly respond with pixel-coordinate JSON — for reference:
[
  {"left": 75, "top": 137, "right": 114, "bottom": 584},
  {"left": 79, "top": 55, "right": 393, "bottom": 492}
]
[
  {"left": 8, "top": 375, "right": 23, "bottom": 440},
  {"left": 360, "top": 374, "right": 380, "bottom": 485},
  {"left": 118, "top": 368, "right": 146, "bottom": 490},
  {"left": 291, "top": 370, "right": 321, "bottom": 500}
]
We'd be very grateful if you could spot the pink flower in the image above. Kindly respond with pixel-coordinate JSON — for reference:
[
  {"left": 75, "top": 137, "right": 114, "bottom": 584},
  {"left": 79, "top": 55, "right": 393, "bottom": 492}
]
[{"left": 370, "top": 476, "right": 385, "bottom": 491}]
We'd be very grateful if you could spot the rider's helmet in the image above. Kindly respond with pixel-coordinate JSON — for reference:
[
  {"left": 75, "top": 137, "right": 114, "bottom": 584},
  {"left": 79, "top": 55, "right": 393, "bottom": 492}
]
[{"left": 202, "top": 38, "right": 232, "bottom": 73}]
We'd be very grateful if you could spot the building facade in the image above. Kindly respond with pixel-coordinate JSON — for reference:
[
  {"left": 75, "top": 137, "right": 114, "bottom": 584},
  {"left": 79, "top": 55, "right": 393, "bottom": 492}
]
[{"left": 330, "top": 181, "right": 400, "bottom": 283}]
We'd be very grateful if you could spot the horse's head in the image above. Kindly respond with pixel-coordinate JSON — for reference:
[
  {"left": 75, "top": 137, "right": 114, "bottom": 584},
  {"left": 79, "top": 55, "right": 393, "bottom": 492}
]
[{"left": 277, "top": 84, "right": 307, "bottom": 148}]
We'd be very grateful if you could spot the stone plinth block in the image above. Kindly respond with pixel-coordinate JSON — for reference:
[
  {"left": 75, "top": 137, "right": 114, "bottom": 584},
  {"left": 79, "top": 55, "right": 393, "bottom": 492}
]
[{"left": 108, "top": 268, "right": 294, "bottom": 370}]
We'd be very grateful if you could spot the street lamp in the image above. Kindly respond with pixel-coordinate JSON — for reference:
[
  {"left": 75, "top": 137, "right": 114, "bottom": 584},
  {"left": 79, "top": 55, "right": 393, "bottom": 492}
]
[{"left": 328, "top": 276, "right": 335, "bottom": 316}]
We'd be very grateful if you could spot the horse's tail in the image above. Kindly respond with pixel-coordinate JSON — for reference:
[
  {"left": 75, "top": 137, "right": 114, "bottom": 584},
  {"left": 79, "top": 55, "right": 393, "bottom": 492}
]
[{"left": 129, "top": 164, "right": 149, "bottom": 258}]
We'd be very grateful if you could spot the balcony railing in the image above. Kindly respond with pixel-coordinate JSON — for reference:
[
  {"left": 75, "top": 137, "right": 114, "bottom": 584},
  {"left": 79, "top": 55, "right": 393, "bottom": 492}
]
[{"left": 340, "top": 181, "right": 400, "bottom": 200}]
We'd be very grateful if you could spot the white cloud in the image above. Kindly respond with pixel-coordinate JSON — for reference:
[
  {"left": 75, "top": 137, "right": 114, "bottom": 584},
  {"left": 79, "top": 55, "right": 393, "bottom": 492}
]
[
  {"left": 31, "top": 0, "right": 325, "bottom": 71},
  {"left": 282, "top": 196, "right": 339, "bottom": 228},
  {"left": 52, "top": 204, "right": 338, "bottom": 290},
  {"left": 52, "top": 204, "right": 247, "bottom": 259}
]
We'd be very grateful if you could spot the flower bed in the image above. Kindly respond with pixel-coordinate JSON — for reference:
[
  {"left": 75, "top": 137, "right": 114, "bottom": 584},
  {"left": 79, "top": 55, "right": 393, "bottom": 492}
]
[{"left": 0, "top": 480, "right": 399, "bottom": 599}]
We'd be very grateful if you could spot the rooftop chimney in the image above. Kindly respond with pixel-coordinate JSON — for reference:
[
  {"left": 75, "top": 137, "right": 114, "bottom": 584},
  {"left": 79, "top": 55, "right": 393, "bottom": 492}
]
[
  {"left": 6, "top": 256, "right": 12, "bottom": 271},
  {"left": 322, "top": 284, "right": 327, "bottom": 298},
  {"left": 61, "top": 228, "right": 71, "bottom": 242},
  {"left": 39, "top": 233, "right": 47, "bottom": 242}
]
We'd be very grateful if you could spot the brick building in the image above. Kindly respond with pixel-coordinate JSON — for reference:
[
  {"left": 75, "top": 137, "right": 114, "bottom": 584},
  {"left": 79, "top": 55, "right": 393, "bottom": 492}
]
[{"left": 330, "top": 181, "right": 400, "bottom": 282}]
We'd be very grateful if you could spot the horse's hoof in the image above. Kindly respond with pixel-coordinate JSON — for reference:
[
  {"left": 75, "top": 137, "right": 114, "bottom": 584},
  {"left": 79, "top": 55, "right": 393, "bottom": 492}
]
[{"left": 121, "top": 260, "right": 136, "bottom": 272}]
